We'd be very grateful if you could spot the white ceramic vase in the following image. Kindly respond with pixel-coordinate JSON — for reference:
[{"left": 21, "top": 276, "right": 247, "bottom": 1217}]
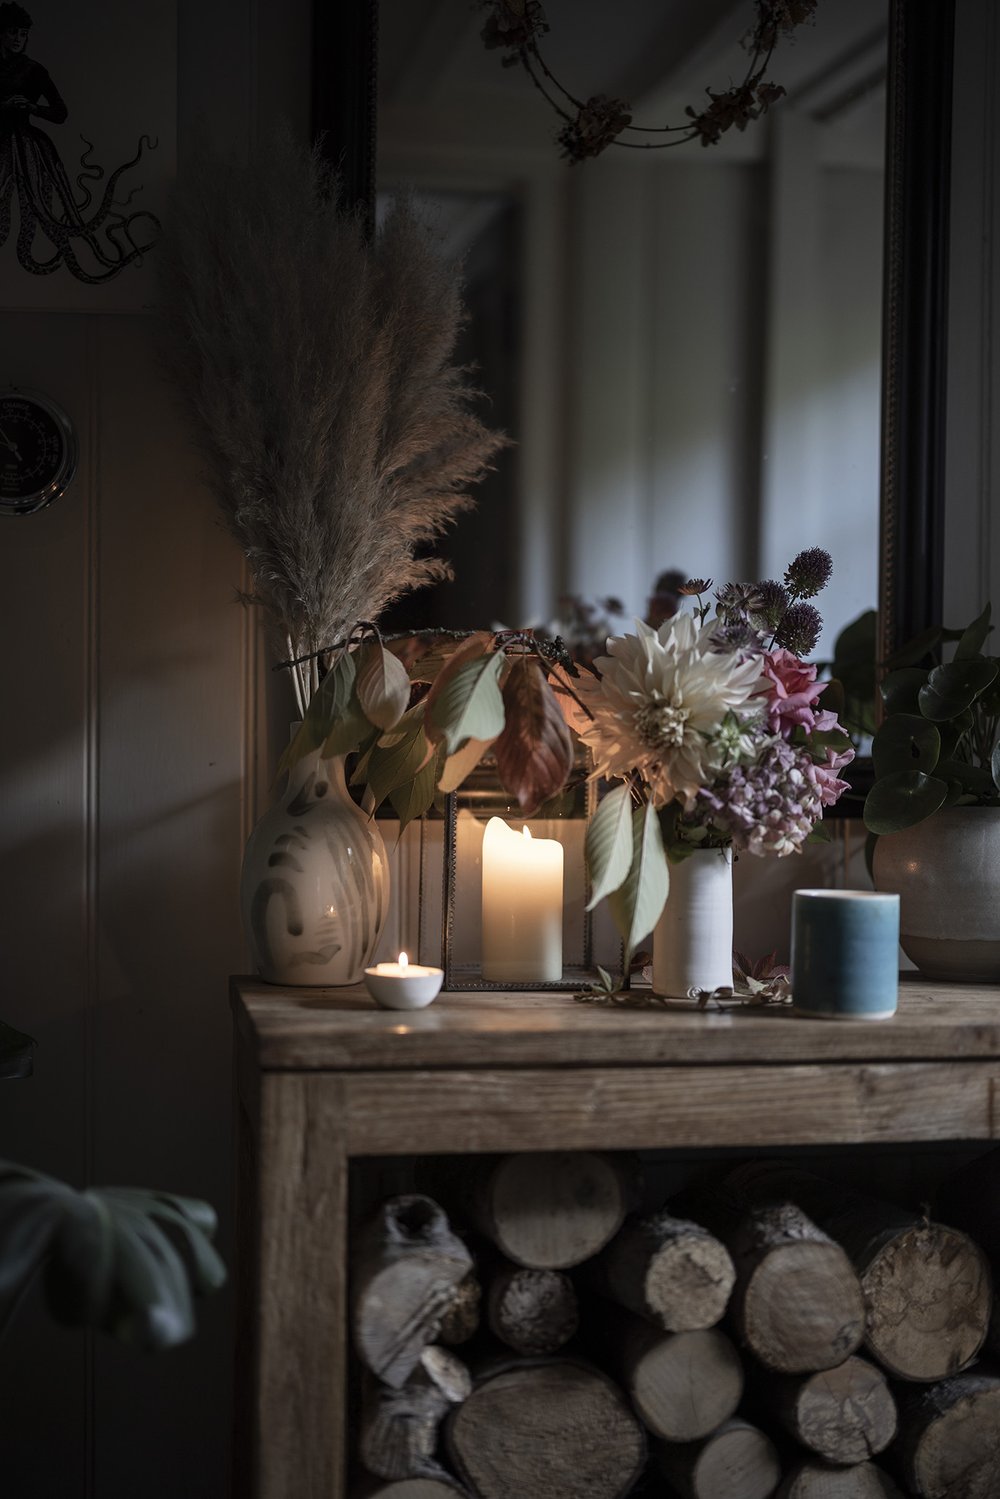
[
  {"left": 873, "top": 806, "right": 1000, "bottom": 982},
  {"left": 652, "top": 846, "right": 734, "bottom": 998},
  {"left": 240, "top": 750, "right": 389, "bottom": 986}
]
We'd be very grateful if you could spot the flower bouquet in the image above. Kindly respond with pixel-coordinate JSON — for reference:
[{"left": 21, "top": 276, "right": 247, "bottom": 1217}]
[
  {"left": 578, "top": 549, "right": 855, "bottom": 992},
  {"left": 250, "top": 550, "right": 852, "bottom": 990}
]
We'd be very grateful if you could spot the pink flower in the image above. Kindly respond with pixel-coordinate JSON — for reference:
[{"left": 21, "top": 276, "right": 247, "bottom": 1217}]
[
  {"left": 761, "top": 649, "right": 822, "bottom": 735},
  {"left": 807, "top": 743, "right": 855, "bottom": 807}
]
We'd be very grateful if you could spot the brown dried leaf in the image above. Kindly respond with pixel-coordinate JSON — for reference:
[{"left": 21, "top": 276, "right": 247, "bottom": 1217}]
[{"left": 494, "top": 658, "right": 575, "bottom": 814}]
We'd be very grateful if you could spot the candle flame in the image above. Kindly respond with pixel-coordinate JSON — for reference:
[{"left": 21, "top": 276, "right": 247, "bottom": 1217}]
[
  {"left": 398, "top": 951, "right": 409, "bottom": 969},
  {"left": 522, "top": 825, "right": 532, "bottom": 839}
]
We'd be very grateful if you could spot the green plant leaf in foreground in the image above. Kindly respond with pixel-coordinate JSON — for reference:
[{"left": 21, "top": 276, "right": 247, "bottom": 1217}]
[
  {"left": 871, "top": 714, "right": 940, "bottom": 779},
  {"left": 0, "top": 1019, "right": 35, "bottom": 1080},
  {"left": 427, "top": 651, "right": 506, "bottom": 755},
  {"left": 585, "top": 783, "right": 635, "bottom": 910},
  {"left": 0, "top": 1161, "right": 225, "bottom": 1350},
  {"left": 608, "top": 798, "right": 669, "bottom": 963},
  {"left": 863, "top": 770, "right": 949, "bottom": 835}
]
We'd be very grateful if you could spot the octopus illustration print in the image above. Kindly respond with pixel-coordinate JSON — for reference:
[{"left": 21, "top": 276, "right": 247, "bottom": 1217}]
[{"left": 0, "top": 2, "right": 160, "bottom": 283}]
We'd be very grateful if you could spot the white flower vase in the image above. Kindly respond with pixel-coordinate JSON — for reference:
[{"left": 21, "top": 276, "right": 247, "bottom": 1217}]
[
  {"left": 652, "top": 846, "right": 734, "bottom": 998},
  {"left": 240, "top": 749, "right": 389, "bottom": 986}
]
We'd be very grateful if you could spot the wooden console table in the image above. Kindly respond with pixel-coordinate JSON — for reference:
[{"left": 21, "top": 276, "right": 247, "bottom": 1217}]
[{"left": 231, "top": 976, "right": 1000, "bottom": 1499}]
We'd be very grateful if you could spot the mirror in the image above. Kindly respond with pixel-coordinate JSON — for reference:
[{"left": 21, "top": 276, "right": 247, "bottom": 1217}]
[
  {"left": 313, "top": 0, "right": 955, "bottom": 792},
  {"left": 373, "top": 0, "right": 887, "bottom": 669}
]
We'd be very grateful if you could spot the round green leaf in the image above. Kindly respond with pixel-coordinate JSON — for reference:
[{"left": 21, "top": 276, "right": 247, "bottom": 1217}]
[
  {"left": 918, "top": 658, "right": 999, "bottom": 721},
  {"left": 880, "top": 668, "right": 927, "bottom": 715},
  {"left": 863, "top": 770, "right": 948, "bottom": 834},
  {"left": 872, "top": 714, "right": 940, "bottom": 778}
]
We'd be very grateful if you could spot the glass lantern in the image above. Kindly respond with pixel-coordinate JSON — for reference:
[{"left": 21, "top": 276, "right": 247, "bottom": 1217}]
[{"left": 416, "top": 751, "right": 624, "bottom": 991}]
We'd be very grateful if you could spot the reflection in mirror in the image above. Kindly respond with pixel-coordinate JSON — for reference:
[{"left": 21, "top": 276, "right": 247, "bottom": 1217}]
[{"left": 377, "top": 0, "right": 886, "bottom": 670}]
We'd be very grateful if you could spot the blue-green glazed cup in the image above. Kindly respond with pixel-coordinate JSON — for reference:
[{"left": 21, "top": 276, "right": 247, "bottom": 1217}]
[{"left": 792, "top": 890, "right": 900, "bottom": 1021}]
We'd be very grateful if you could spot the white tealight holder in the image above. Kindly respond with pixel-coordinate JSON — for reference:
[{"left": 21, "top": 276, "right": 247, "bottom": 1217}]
[{"left": 364, "top": 952, "right": 444, "bottom": 1010}]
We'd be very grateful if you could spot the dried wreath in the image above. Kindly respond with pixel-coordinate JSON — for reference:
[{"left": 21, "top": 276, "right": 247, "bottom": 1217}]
[{"left": 479, "top": 0, "right": 818, "bottom": 162}]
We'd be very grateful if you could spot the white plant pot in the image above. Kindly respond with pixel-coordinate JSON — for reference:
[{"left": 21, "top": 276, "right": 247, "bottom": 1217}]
[
  {"left": 873, "top": 806, "right": 1000, "bottom": 982},
  {"left": 652, "top": 846, "right": 734, "bottom": 998},
  {"left": 240, "top": 750, "right": 389, "bottom": 986}
]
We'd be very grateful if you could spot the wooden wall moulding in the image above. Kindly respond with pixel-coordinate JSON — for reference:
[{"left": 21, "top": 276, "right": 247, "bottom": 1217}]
[{"left": 231, "top": 976, "right": 1000, "bottom": 1499}]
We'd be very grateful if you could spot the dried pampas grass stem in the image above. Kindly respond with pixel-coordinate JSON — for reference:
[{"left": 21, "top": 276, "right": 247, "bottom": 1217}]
[{"left": 159, "top": 130, "right": 506, "bottom": 701}]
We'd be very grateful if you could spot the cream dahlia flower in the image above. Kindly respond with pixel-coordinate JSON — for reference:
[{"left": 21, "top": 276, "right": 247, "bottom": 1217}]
[{"left": 578, "top": 615, "right": 765, "bottom": 809}]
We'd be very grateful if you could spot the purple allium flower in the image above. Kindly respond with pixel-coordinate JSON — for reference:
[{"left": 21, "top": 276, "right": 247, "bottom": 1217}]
[
  {"left": 750, "top": 579, "right": 790, "bottom": 630},
  {"left": 774, "top": 602, "right": 822, "bottom": 656},
  {"left": 692, "top": 738, "right": 822, "bottom": 856},
  {"left": 784, "top": 547, "right": 833, "bottom": 600}
]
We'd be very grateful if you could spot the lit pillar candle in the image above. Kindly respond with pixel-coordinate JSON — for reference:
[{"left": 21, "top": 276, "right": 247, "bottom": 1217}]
[{"left": 481, "top": 817, "right": 564, "bottom": 983}]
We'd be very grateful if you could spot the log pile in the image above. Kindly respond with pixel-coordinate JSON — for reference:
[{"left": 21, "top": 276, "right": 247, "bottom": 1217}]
[{"left": 348, "top": 1151, "right": 1000, "bottom": 1497}]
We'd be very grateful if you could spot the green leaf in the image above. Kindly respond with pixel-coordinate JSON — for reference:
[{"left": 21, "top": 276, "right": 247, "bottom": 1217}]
[
  {"left": 389, "top": 746, "right": 445, "bottom": 836},
  {"left": 863, "top": 770, "right": 949, "bottom": 834},
  {"left": 99, "top": 1190, "right": 225, "bottom": 1297},
  {"left": 872, "top": 714, "right": 941, "bottom": 778},
  {"left": 918, "top": 658, "right": 999, "bottom": 721},
  {"left": 355, "top": 642, "right": 411, "bottom": 730},
  {"left": 106, "top": 1207, "right": 196, "bottom": 1350},
  {"left": 585, "top": 783, "right": 635, "bottom": 910},
  {"left": 955, "top": 603, "right": 992, "bottom": 660},
  {"left": 935, "top": 759, "right": 997, "bottom": 797},
  {"left": 44, "top": 1193, "right": 115, "bottom": 1327},
  {"left": 0, "top": 1169, "right": 68, "bottom": 1330},
  {"left": 364, "top": 719, "right": 434, "bottom": 812},
  {"left": 607, "top": 799, "right": 669, "bottom": 963},
  {"left": 880, "top": 668, "right": 928, "bottom": 715},
  {"left": 280, "top": 652, "right": 372, "bottom": 773},
  {"left": 427, "top": 651, "right": 506, "bottom": 755},
  {"left": 0, "top": 1019, "right": 35, "bottom": 1080},
  {"left": 992, "top": 741, "right": 1000, "bottom": 793}
]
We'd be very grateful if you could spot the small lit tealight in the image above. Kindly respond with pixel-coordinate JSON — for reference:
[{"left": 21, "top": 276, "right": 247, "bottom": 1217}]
[{"left": 364, "top": 951, "right": 444, "bottom": 1010}]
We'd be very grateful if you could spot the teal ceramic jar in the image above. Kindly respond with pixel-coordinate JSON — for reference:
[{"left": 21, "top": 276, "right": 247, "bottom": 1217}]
[{"left": 792, "top": 890, "right": 900, "bottom": 1021}]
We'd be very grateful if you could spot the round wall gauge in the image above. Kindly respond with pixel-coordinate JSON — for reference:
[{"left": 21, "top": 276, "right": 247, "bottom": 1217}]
[{"left": 0, "top": 389, "right": 78, "bottom": 517}]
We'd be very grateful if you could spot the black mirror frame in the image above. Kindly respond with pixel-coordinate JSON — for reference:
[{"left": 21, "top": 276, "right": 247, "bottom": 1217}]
[{"left": 312, "top": 0, "right": 957, "bottom": 810}]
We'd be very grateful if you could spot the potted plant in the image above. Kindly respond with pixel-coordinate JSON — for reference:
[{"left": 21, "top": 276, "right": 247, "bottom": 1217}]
[
  {"left": 864, "top": 604, "right": 1000, "bottom": 981},
  {"left": 1, "top": 1019, "right": 225, "bottom": 1350}
]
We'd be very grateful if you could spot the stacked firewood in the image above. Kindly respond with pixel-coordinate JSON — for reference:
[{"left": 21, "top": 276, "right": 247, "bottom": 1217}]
[{"left": 349, "top": 1150, "right": 1000, "bottom": 1498}]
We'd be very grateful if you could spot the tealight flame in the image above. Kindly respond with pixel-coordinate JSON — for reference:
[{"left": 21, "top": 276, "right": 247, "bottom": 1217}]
[
  {"left": 522, "top": 825, "right": 532, "bottom": 840},
  {"left": 398, "top": 951, "right": 409, "bottom": 969}
]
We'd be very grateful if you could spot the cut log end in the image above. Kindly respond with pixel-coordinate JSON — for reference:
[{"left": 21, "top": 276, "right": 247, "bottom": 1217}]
[
  {"left": 482, "top": 1152, "right": 634, "bottom": 1269},
  {"left": 644, "top": 1226, "right": 736, "bottom": 1332},
  {"left": 776, "top": 1461, "right": 903, "bottom": 1498},
  {"left": 743, "top": 1236, "right": 866, "bottom": 1374},
  {"left": 487, "top": 1266, "right": 579, "bottom": 1356},
  {"left": 628, "top": 1326, "right": 743, "bottom": 1443},
  {"left": 446, "top": 1359, "right": 646, "bottom": 1499},
  {"left": 776, "top": 1357, "right": 897, "bottom": 1464},
  {"left": 657, "top": 1418, "right": 781, "bottom": 1499},
  {"left": 862, "top": 1224, "right": 991, "bottom": 1381},
  {"left": 896, "top": 1373, "right": 1000, "bottom": 1499}
]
